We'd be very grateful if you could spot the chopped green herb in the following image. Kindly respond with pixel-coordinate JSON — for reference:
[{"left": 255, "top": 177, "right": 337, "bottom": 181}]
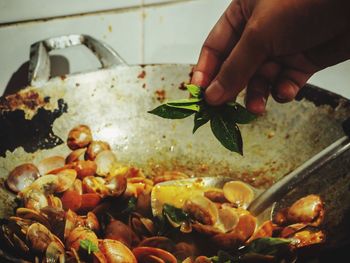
[
  {"left": 80, "top": 239, "right": 99, "bottom": 254},
  {"left": 162, "top": 204, "right": 189, "bottom": 224},
  {"left": 122, "top": 196, "right": 137, "bottom": 215},
  {"left": 242, "top": 237, "right": 291, "bottom": 256},
  {"left": 210, "top": 250, "right": 236, "bottom": 263},
  {"left": 157, "top": 204, "right": 191, "bottom": 235}
]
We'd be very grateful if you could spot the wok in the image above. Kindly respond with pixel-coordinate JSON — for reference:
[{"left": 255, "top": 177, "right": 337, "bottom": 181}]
[{"left": 1, "top": 34, "right": 350, "bottom": 261}]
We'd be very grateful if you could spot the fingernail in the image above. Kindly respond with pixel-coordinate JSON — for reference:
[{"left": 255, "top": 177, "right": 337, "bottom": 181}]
[
  {"left": 276, "top": 81, "right": 298, "bottom": 101},
  {"left": 205, "top": 80, "right": 225, "bottom": 104},
  {"left": 246, "top": 97, "right": 267, "bottom": 115},
  {"left": 276, "top": 92, "right": 295, "bottom": 102},
  {"left": 257, "top": 97, "right": 267, "bottom": 114}
]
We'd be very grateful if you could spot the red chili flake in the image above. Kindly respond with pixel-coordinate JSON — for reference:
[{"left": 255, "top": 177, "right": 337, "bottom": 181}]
[
  {"left": 178, "top": 82, "right": 186, "bottom": 90},
  {"left": 60, "top": 75, "right": 67, "bottom": 80},
  {"left": 155, "top": 89, "right": 166, "bottom": 102},
  {"left": 138, "top": 70, "right": 146, "bottom": 79}
]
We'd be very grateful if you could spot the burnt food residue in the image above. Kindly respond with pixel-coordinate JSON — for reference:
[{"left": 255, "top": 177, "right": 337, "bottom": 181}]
[
  {"left": 0, "top": 99, "right": 68, "bottom": 157},
  {"left": 0, "top": 90, "right": 45, "bottom": 111},
  {"left": 155, "top": 89, "right": 166, "bottom": 102},
  {"left": 296, "top": 83, "right": 350, "bottom": 108},
  {"left": 137, "top": 70, "right": 146, "bottom": 79},
  {"left": 178, "top": 82, "right": 187, "bottom": 90}
]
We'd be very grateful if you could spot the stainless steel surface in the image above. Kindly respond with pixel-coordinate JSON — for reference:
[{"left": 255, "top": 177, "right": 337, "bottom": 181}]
[
  {"left": 28, "top": 34, "right": 126, "bottom": 87},
  {"left": 1, "top": 35, "right": 350, "bottom": 253},
  {"left": 248, "top": 135, "right": 350, "bottom": 216},
  {"left": 1, "top": 65, "right": 349, "bottom": 217}
]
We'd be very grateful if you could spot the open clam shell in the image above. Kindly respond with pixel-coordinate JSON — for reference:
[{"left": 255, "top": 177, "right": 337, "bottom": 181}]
[
  {"left": 151, "top": 177, "right": 261, "bottom": 217},
  {"left": 6, "top": 163, "right": 40, "bottom": 194}
]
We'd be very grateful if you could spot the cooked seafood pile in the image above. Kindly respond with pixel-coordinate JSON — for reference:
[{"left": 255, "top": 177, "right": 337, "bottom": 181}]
[{"left": 0, "top": 125, "right": 326, "bottom": 263}]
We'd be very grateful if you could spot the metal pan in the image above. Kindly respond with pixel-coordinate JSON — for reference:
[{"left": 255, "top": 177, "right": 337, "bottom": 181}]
[{"left": 1, "top": 35, "right": 350, "bottom": 259}]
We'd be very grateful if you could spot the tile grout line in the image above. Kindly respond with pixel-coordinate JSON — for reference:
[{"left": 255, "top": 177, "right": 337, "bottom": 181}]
[
  {"left": 0, "top": 0, "right": 196, "bottom": 29},
  {"left": 141, "top": 0, "right": 145, "bottom": 64}
]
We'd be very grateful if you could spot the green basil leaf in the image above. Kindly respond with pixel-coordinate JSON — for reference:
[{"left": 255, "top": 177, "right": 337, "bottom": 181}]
[
  {"left": 193, "top": 111, "right": 210, "bottom": 134},
  {"left": 80, "top": 239, "right": 99, "bottom": 254},
  {"left": 185, "top": 84, "right": 202, "bottom": 98},
  {"left": 210, "top": 115, "right": 243, "bottom": 155},
  {"left": 166, "top": 98, "right": 201, "bottom": 112},
  {"left": 167, "top": 98, "right": 202, "bottom": 104},
  {"left": 243, "top": 237, "right": 291, "bottom": 256},
  {"left": 167, "top": 103, "right": 199, "bottom": 112},
  {"left": 162, "top": 204, "right": 189, "bottom": 224},
  {"left": 148, "top": 104, "right": 195, "bottom": 119},
  {"left": 226, "top": 102, "right": 257, "bottom": 124}
]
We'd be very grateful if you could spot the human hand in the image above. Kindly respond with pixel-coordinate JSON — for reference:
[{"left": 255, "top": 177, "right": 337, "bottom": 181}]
[{"left": 191, "top": 0, "right": 350, "bottom": 114}]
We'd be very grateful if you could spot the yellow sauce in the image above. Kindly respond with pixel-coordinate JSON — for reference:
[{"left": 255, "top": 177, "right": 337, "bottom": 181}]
[{"left": 151, "top": 182, "right": 218, "bottom": 216}]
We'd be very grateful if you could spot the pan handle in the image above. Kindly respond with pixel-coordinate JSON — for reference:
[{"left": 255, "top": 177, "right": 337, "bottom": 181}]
[{"left": 28, "top": 34, "right": 126, "bottom": 87}]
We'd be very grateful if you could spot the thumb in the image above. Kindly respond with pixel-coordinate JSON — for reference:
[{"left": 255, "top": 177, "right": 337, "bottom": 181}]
[{"left": 205, "top": 26, "right": 268, "bottom": 105}]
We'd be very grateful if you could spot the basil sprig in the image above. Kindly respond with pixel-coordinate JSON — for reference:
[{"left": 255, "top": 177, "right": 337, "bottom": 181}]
[{"left": 148, "top": 84, "right": 256, "bottom": 155}]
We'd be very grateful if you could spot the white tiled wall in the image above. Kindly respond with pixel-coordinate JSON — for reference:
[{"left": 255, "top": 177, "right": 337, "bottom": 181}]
[
  {"left": 0, "top": 8, "right": 143, "bottom": 95},
  {"left": 0, "top": 0, "right": 142, "bottom": 24},
  {"left": 143, "top": 0, "right": 230, "bottom": 64},
  {"left": 309, "top": 63, "right": 350, "bottom": 99},
  {"left": 0, "top": 0, "right": 349, "bottom": 98},
  {"left": 143, "top": 0, "right": 177, "bottom": 4}
]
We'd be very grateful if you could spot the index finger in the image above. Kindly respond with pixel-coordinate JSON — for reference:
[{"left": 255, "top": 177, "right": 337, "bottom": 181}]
[{"left": 191, "top": 1, "right": 246, "bottom": 87}]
